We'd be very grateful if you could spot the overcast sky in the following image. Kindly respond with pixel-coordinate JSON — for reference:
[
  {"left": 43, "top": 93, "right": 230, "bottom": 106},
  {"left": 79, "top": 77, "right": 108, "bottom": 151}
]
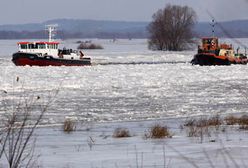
[{"left": 1, "top": 0, "right": 248, "bottom": 24}]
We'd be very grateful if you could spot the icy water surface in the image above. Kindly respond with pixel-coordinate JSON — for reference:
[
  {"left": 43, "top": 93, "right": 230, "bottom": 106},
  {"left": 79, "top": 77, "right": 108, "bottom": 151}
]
[{"left": 1, "top": 39, "right": 248, "bottom": 124}]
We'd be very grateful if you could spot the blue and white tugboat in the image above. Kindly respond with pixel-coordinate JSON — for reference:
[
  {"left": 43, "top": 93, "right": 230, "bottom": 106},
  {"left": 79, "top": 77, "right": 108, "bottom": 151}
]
[{"left": 12, "top": 25, "right": 91, "bottom": 66}]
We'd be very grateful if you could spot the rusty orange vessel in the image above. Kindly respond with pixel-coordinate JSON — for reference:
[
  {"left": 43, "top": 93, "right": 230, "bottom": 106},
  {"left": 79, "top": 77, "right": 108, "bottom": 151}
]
[{"left": 191, "top": 37, "right": 247, "bottom": 65}]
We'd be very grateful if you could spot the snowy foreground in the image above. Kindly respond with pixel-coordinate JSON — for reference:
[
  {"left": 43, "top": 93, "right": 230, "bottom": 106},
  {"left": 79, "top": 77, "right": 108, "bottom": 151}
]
[
  {"left": 33, "top": 118, "right": 248, "bottom": 168},
  {"left": 1, "top": 39, "right": 248, "bottom": 167}
]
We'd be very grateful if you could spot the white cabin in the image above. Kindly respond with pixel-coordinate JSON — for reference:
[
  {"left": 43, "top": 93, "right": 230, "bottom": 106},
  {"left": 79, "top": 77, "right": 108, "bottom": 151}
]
[
  {"left": 16, "top": 25, "right": 84, "bottom": 60},
  {"left": 18, "top": 41, "right": 59, "bottom": 56}
]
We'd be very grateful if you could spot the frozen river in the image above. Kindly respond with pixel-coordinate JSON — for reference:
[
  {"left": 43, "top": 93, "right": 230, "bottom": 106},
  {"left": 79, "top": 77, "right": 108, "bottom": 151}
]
[{"left": 1, "top": 39, "right": 248, "bottom": 124}]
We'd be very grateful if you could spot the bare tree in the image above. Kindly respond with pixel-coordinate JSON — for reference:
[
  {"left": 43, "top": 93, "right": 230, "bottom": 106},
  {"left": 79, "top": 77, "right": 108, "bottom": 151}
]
[
  {"left": 0, "top": 78, "right": 57, "bottom": 168},
  {"left": 148, "top": 4, "right": 197, "bottom": 51}
]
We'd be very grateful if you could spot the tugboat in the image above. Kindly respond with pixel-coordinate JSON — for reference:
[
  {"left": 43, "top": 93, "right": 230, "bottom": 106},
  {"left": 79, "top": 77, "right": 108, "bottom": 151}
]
[
  {"left": 191, "top": 37, "right": 248, "bottom": 65},
  {"left": 191, "top": 20, "right": 247, "bottom": 66},
  {"left": 12, "top": 25, "right": 91, "bottom": 66}
]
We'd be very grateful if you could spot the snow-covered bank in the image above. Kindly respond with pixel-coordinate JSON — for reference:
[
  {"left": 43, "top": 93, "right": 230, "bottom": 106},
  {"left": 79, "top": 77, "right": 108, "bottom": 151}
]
[{"left": 31, "top": 118, "right": 248, "bottom": 168}]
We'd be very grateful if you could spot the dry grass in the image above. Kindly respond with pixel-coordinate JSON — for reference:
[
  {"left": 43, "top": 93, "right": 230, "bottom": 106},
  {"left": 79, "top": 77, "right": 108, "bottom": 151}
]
[
  {"left": 145, "top": 124, "right": 172, "bottom": 139},
  {"left": 237, "top": 115, "right": 248, "bottom": 130},
  {"left": 184, "top": 116, "right": 222, "bottom": 142},
  {"left": 185, "top": 115, "right": 222, "bottom": 128},
  {"left": 224, "top": 115, "right": 240, "bottom": 125},
  {"left": 184, "top": 115, "right": 248, "bottom": 140},
  {"left": 224, "top": 115, "right": 248, "bottom": 130},
  {"left": 206, "top": 115, "right": 223, "bottom": 127},
  {"left": 113, "top": 128, "right": 131, "bottom": 138},
  {"left": 63, "top": 119, "right": 76, "bottom": 133}
]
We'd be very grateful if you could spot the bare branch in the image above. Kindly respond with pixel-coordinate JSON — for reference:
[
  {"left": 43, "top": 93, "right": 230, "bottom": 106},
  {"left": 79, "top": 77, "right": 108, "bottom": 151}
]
[
  {"left": 0, "top": 86, "right": 59, "bottom": 168},
  {"left": 148, "top": 4, "right": 197, "bottom": 51}
]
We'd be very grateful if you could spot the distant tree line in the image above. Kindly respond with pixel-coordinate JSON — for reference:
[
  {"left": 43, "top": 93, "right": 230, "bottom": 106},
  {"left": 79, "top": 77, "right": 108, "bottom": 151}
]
[
  {"left": 0, "top": 21, "right": 248, "bottom": 40},
  {"left": 0, "top": 30, "right": 148, "bottom": 39}
]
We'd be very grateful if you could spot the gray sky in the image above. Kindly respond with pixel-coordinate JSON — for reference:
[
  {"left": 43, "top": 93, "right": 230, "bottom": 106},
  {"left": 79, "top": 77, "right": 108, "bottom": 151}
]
[{"left": 1, "top": 0, "right": 248, "bottom": 24}]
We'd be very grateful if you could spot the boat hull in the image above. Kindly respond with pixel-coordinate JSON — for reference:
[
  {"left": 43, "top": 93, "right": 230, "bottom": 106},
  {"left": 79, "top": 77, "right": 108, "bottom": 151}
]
[
  {"left": 12, "top": 52, "right": 91, "bottom": 66},
  {"left": 191, "top": 53, "right": 231, "bottom": 66}
]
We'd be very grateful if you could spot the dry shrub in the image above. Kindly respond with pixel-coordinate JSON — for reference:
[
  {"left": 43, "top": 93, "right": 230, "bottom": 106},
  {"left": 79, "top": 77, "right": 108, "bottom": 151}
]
[
  {"left": 145, "top": 124, "right": 171, "bottom": 139},
  {"left": 113, "top": 128, "right": 131, "bottom": 138},
  {"left": 77, "top": 42, "right": 103, "bottom": 49},
  {"left": 238, "top": 115, "right": 248, "bottom": 130},
  {"left": 206, "top": 115, "right": 222, "bottom": 127},
  {"left": 238, "top": 115, "right": 248, "bottom": 124},
  {"left": 184, "top": 116, "right": 222, "bottom": 142},
  {"left": 185, "top": 115, "right": 222, "bottom": 128},
  {"left": 224, "top": 115, "right": 248, "bottom": 130},
  {"left": 224, "top": 115, "right": 240, "bottom": 125},
  {"left": 63, "top": 119, "right": 76, "bottom": 133}
]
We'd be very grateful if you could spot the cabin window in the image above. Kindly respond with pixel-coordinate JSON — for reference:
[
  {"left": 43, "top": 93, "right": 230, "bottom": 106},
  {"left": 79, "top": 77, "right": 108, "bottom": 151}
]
[
  {"left": 49, "top": 44, "right": 54, "bottom": 49},
  {"left": 28, "top": 44, "right": 35, "bottom": 49},
  {"left": 38, "top": 44, "right": 46, "bottom": 49},
  {"left": 20, "top": 44, "right": 27, "bottom": 49},
  {"left": 47, "top": 44, "right": 58, "bottom": 49}
]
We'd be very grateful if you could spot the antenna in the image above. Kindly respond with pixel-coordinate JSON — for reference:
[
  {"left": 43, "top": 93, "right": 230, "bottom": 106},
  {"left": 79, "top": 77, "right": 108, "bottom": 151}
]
[
  {"left": 206, "top": 10, "right": 248, "bottom": 50},
  {"left": 206, "top": 10, "right": 216, "bottom": 37},
  {"left": 45, "top": 24, "right": 58, "bottom": 42},
  {"left": 210, "top": 19, "right": 216, "bottom": 37}
]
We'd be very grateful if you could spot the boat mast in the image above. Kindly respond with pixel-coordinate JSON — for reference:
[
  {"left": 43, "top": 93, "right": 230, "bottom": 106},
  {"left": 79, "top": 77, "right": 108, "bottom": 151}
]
[
  {"left": 210, "top": 19, "right": 216, "bottom": 37},
  {"left": 46, "top": 24, "right": 58, "bottom": 42}
]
